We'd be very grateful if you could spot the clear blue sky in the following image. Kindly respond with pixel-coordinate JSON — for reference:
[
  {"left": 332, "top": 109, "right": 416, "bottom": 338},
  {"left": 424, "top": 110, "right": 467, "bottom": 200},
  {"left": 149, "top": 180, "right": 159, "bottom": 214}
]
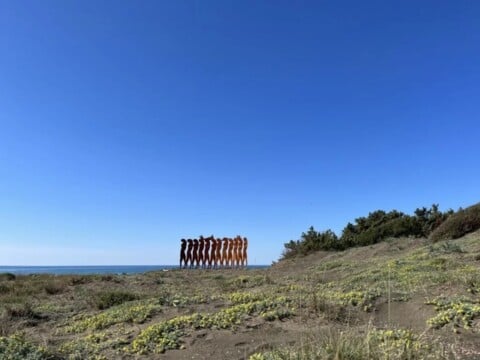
[{"left": 1, "top": 1, "right": 480, "bottom": 265}]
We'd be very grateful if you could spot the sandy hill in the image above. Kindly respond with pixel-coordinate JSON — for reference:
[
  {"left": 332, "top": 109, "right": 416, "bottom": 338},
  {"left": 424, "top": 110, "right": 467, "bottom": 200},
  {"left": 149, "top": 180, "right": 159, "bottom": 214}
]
[{"left": 1, "top": 231, "right": 480, "bottom": 359}]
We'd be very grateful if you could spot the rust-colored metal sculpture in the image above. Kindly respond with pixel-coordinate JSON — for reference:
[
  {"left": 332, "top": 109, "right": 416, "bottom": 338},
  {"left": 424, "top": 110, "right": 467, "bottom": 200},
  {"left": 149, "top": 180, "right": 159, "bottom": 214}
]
[
  {"left": 228, "top": 238, "right": 234, "bottom": 268},
  {"left": 210, "top": 236, "right": 217, "bottom": 269},
  {"left": 180, "top": 235, "right": 248, "bottom": 270},
  {"left": 215, "top": 238, "right": 222, "bottom": 269},
  {"left": 204, "top": 237, "right": 211, "bottom": 269},
  {"left": 221, "top": 238, "right": 228, "bottom": 268},
  {"left": 198, "top": 236, "right": 205, "bottom": 268},
  {"left": 193, "top": 239, "right": 199, "bottom": 268},
  {"left": 242, "top": 237, "right": 248, "bottom": 267},
  {"left": 180, "top": 239, "right": 187, "bottom": 268},
  {"left": 236, "top": 236, "right": 243, "bottom": 268},
  {"left": 186, "top": 239, "right": 193, "bottom": 268}
]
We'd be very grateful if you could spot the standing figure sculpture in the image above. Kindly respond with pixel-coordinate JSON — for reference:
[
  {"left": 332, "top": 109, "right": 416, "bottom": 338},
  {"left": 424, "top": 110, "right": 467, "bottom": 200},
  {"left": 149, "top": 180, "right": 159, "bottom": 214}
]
[
  {"left": 193, "top": 239, "right": 199, "bottom": 268},
  {"left": 208, "top": 235, "right": 216, "bottom": 267},
  {"left": 215, "top": 238, "right": 222, "bottom": 269},
  {"left": 242, "top": 237, "right": 248, "bottom": 267},
  {"left": 221, "top": 238, "right": 228, "bottom": 268},
  {"left": 209, "top": 236, "right": 217, "bottom": 269},
  {"left": 236, "top": 236, "right": 243, "bottom": 268},
  {"left": 198, "top": 236, "right": 205, "bottom": 268},
  {"left": 233, "top": 237, "right": 240, "bottom": 269},
  {"left": 232, "top": 236, "right": 237, "bottom": 268},
  {"left": 232, "top": 236, "right": 238, "bottom": 268},
  {"left": 181, "top": 234, "right": 248, "bottom": 270},
  {"left": 180, "top": 239, "right": 187, "bottom": 268},
  {"left": 227, "top": 238, "right": 234, "bottom": 268},
  {"left": 204, "top": 237, "right": 211, "bottom": 268},
  {"left": 186, "top": 239, "right": 193, "bottom": 269}
]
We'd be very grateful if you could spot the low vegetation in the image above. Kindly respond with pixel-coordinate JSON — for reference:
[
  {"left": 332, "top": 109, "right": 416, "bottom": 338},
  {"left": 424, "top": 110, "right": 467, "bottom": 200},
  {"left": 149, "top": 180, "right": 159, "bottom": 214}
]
[
  {"left": 94, "top": 290, "right": 138, "bottom": 310},
  {"left": 1, "top": 201, "right": 480, "bottom": 359},
  {"left": 131, "top": 295, "right": 292, "bottom": 354},
  {"left": 249, "top": 328, "right": 452, "bottom": 360},
  {"left": 0, "top": 334, "right": 49, "bottom": 360},
  {"left": 426, "top": 296, "right": 480, "bottom": 330}
]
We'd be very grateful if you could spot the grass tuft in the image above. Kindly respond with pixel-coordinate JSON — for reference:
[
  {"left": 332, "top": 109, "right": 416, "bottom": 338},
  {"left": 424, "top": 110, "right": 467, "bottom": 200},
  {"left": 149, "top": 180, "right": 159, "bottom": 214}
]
[{"left": 94, "top": 291, "right": 138, "bottom": 310}]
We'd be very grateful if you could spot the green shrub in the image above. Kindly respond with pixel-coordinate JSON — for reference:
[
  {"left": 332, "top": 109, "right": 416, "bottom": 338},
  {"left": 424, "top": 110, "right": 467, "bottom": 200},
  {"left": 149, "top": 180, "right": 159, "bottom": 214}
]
[
  {"left": 4, "top": 303, "right": 41, "bottom": 320},
  {"left": 341, "top": 216, "right": 421, "bottom": 248},
  {"left": 94, "top": 291, "right": 138, "bottom": 310},
  {"left": 43, "top": 282, "right": 65, "bottom": 295},
  {"left": 0, "top": 273, "right": 16, "bottom": 281},
  {"left": 67, "top": 275, "right": 90, "bottom": 286},
  {"left": 339, "top": 205, "right": 453, "bottom": 249},
  {"left": 430, "top": 203, "right": 480, "bottom": 242},
  {"left": 281, "top": 204, "right": 454, "bottom": 259},
  {"left": 428, "top": 241, "right": 464, "bottom": 254},
  {"left": 414, "top": 204, "right": 453, "bottom": 236},
  {"left": 282, "top": 227, "right": 339, "bottom": 259}
]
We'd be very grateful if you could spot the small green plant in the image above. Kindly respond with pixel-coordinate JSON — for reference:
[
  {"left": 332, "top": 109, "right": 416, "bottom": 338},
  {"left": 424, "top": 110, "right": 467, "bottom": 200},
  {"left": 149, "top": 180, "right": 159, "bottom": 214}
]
[
  {"left": 63, "top": 299, "right": 162, "bottom": 333},
  {"left": 4, "top": 303, "right": 41, "bottom": 320},
  {"left": 67, "top": 275, "right": 90, "bottom": 286},
  {"left": 318, "top": 288, "right": 381, "bottom": 310},
  {"left": 426, "top": 297, "right": 480, "bottom": 330},
  {"left": 59, "top": 332, "right": 123, "bottom": 359},
  {"left": 158, "top": 292, "right": 210, "bottom": 307},
  {"left": 429, "top": 241, "right": 465, "bottom": 254},
  {"left": 0, "top": 334, "right": 48, "bottom": 359},
  {"left": 44, "top": 281, "right": 66, "bottom": 295},
  {"left": 261, "top": 308, "right": 293, "bottom": 321},
  {"left": 228, "top": 292, "right": 264, "bottom": 304},
  {"left": 94, "top": 291, "right": 138, "bottom": 310}
]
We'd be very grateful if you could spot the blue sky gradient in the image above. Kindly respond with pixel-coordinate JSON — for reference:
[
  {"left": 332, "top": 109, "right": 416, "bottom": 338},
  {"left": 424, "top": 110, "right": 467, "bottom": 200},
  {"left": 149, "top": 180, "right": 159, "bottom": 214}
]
[{"left": 1, "top": 1, "right": 480, "bottom": 265}]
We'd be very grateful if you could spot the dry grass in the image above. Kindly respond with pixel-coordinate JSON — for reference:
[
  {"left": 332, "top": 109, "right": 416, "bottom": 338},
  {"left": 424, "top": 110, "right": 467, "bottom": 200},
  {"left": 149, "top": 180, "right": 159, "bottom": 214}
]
[{"left": 1, "top": 232, "right": 480, "bottom": 359}]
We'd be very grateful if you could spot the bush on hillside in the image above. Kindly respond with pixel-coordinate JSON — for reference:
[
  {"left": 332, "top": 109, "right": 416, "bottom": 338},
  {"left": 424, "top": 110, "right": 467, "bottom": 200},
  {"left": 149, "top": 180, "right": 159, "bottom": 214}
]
[
  {"left": 339, "top": 210, "right": 412, "bottom": 248},
  {"left": 414, "top": 204, "right": 453, "bottom": 236},
  {"left": 281, "top": 204, "right": 454, "bottom": 259},
  {"left": 340, "top": 215, "right": 421, "bottom": 248},
  {"left": 430, "top": 203, "right": 480, "bottom": 242},
  {"left": 282, "top": 227, "right": 339, "bottom": 259},
  {"left": 338, "top": 205, "right": 452, "bottom": 249}
]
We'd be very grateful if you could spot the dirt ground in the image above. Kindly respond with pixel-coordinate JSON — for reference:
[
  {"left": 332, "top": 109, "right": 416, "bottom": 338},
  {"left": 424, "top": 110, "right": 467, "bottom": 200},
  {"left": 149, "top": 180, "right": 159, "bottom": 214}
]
[{"left": 2, "top": 232, "right": 480, "bottom": 359}]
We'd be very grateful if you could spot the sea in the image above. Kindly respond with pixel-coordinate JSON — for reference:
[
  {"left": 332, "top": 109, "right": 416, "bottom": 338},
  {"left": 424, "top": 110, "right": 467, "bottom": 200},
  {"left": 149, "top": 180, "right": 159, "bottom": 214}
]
[{"left": 0, "top": 265, "right": 269, "bottom": 275}]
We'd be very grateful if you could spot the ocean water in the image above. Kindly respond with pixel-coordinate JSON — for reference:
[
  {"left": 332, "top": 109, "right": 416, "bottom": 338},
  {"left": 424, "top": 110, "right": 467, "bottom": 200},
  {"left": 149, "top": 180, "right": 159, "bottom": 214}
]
[{"left": 0, "top": 265, "right": 269, "bottom": 275}]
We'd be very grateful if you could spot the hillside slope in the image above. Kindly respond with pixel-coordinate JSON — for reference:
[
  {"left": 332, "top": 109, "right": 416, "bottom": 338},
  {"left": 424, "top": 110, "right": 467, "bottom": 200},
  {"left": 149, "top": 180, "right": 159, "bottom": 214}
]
[{"left": 1, "top": 231, "right": 480, "bottom": 359}]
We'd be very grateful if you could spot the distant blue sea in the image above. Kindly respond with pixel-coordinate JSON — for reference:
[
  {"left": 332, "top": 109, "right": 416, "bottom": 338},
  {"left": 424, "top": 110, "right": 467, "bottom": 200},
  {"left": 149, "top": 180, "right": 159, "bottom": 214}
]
[{"left": 0, "top": 265, "right": 269, "bottom": 275}]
